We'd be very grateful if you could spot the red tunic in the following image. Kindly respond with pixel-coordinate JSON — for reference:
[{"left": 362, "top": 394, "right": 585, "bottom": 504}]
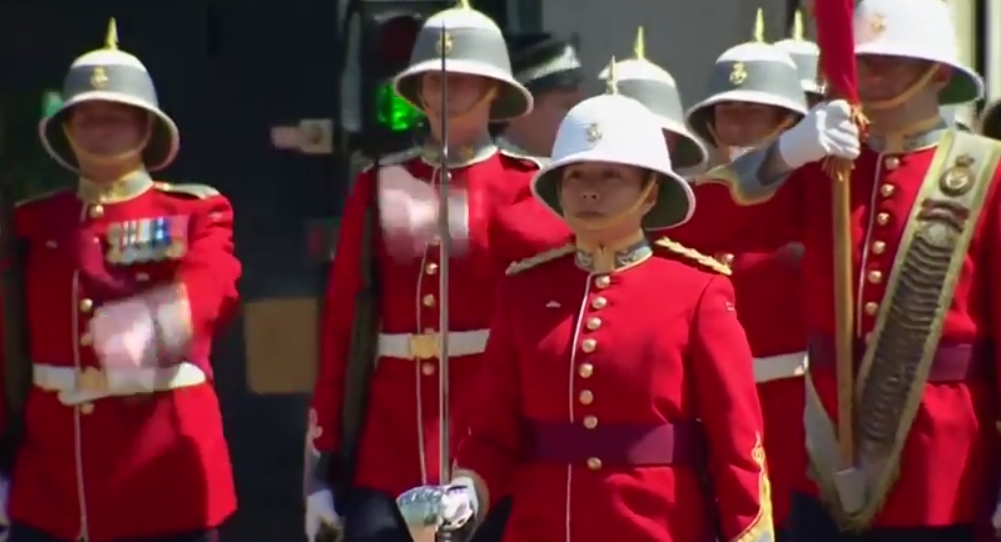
[
  {"left": 455, "top": 242, "right": 773, "bottom": 542},
  {"left": 669, "top": 140, "right": 1001, "bottom": 527},
  {"left": 727, "top": 248, "right": 808, "bottom": 528},
  {"left": 0, "top": 180, "right": 240, "bottom": 540},
  {"left": 310, "top": 147, "right": 571, "bottom": 497}
]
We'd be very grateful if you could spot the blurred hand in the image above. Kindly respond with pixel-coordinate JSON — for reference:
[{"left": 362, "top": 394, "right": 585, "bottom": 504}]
[
  {"left": 378, "top": 165, "right": 469, "bottom": 260},
  {"left": 90, "top": 297, "right": 156, "bottom": 369},
  {"left": 90, "top": 285, "right": 191, "bottom": 370}
]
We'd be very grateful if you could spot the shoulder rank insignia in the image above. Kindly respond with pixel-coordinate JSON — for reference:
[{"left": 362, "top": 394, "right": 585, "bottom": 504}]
[
  {"left": 505, "top": 243, "right": 575, "bottom": 276},
  {"left": 15, "top": 187, "right": 71, "bottom": 208},
  {"left": 154, "top": 182, "right": 220, "bottom": 199},
  {"left": 653, "top": 236, "right": 731, "bottom": 275},
  {"left": 362, "top": 147, "right": 422, "bottom": 172}
]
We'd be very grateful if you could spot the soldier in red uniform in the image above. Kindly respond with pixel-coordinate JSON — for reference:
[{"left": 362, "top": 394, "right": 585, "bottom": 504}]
[
  {"left": 682, "top": 35, "right": 811, "bottom": 541},
  {"left": 305, "top": 4, "right": 569, "bottom": 542},
  {"left": 683, "top": 27, "right": 808, "bottom": 168},
  {"left": 666, "top": 0, "right": 998, "bottom": 540},
  {"left": 399, "top": 81, "right": 774, "bottom": 542},
  {"left": 0, "top": 20, "right": 239, "bottom": 542}
]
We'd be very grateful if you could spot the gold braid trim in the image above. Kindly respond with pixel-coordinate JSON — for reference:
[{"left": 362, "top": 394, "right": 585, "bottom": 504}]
[
  {"left": 653, "top": 236, "right": 732, "bottom": 275},
  {"left": 505, "top": 243, "right": 576, "bottom": 276},
  {"left": 730, "top": 434, "right": 775, "bottom": 542}
]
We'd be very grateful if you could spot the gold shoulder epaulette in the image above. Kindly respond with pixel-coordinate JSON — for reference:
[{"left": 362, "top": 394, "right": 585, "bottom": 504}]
[
  {"left": 654, "top": 236, "right": 732, "bottom": 275},
  {"left": 362, "top": 147, "right": 422, "bottom": 172},
  {"left": 505, "top": 243, "right": 575, "bottom": 276},
  {"left": 154, "top": 182, "right": 220, "bottom": 199},
  {"left": 15, "top": 187, "right": 71, "bottom": 208},
  {"left": 497, "top": 146, "right": 548, "bottom": 169}
]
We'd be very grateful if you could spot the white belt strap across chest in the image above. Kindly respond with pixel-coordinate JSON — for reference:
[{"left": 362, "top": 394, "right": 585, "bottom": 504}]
[
  {"left": 377, "top": 330, "right": 489, "bottom": 360},
  {"left": 753, "top": 351, "right": 809, "bottom": 383},
  {"left": 33, "top": 362, "right": 208, "bottom": 406}
]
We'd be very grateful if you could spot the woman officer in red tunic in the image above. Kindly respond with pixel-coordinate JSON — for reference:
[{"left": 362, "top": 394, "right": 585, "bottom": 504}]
[{"left": 397, "top": 69, "right": 774, "bottom": 542}]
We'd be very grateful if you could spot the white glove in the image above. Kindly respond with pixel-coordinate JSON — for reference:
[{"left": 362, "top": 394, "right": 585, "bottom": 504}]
[
  {"left": 305, "top": 489, "right": 340, "bottom": 542},
  {"left": 777, "top": 99, "right": 861, "bottom": 169},
  {"left": 439, "top": 477, "right": 478, "bottom": 530},
  {"left": 0, "top": 475, "right": 10, "bottom": 526}
]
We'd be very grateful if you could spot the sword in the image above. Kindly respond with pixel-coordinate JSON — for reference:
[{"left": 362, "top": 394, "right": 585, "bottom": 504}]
[
  {"left": 435, "top": 18, "right": 454, "bottom": 542},
  {"left": 397, "top": 20, "right": 471, "bottom": 542}
]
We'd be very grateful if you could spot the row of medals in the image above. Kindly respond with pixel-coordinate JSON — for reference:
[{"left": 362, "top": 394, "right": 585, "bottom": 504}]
[{"left": 105, "top": 219, "right": 186, "bottom": 265}]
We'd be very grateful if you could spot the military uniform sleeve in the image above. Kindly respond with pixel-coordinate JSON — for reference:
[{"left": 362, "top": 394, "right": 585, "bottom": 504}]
[
  {"left": 689, "top": 276, "right": 773, "bottom": 542},
  {"left": 454, "top": 277, "right": 523, "bottom": 514},
  {"left": 171, "top": 194, "right": 241, "bottom": 361},
  {"left": 667, "top": 160, "right": 809, "bottom": 255},
  {"left": 308, "top": 170, "right": 374, "bottom": 465}
]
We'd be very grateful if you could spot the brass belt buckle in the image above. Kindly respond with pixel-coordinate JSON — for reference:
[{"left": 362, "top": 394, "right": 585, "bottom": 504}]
[
  {"left": 76, "top": 367, "right": 108, "bottom": 393},
  {"left": 409, "top": 333, "right": 439, "bottom": 360}
]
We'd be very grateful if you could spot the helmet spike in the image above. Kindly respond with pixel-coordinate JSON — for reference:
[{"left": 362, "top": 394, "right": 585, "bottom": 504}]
[
  {"left": 457, "top": 0, "right": 472, "bottom": 8},
  {"left": 104, "top": 18, "right": 119, "bottom": 50},
  {"left": 605, "top": 56, "right": 619, "bottom": 95},
  {"left": 792, "top": 9, "right": 804, "bottom": 40},
  {"left": 633, "top": 27, "right": 646, "bottom": 60},
  {"left": 753, "top": 8, "right": 765, "bottom": 42}
]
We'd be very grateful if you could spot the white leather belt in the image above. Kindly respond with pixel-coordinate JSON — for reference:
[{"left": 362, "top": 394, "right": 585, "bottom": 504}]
[
  {"left": 33, "top": 362, "right": 208, "bottom": 406},
  {"left": 753, "top": 351, "right": 809, "bottom": 383},
  {"left": 377, "top": 330, "right": 489, "bottom": 359}
]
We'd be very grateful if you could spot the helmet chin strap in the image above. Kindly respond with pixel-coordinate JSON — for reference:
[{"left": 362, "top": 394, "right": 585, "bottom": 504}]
[
  {"left": 62, "top": 112, "right": 153, "bottom": 172},
  {"left": 864, "top": 63, "right": 940, "bottom": 111}
]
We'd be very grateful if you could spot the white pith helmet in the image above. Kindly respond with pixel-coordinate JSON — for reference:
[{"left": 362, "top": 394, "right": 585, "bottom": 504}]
[
  {"left": 39, "top": 19, "right": 180, "bottom": 173},
  {"left": 597, "top": 27, "right": 709, "bottom": 171},
  {"left": 854, "top": 0, "right": 983, "bottom": 105},
  {"left": 533, "top": 60, "right": 695, "bottom": 231},
  {"left": 773, "top": 10, "right": 824, "bottom": 99},
  {"left": 685, "top": 9, "right": 808, "bottom": 146},
  {"left": 392, "top": 0, "right": 533, "bottom": 121}
]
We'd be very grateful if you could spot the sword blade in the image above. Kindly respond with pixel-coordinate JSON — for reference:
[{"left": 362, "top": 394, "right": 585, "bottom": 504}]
[{"left": 436, "top": 19, "right": 452, "bottom": 488}]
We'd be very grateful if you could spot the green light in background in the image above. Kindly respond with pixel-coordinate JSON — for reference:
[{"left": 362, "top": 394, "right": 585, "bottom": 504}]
[
  {"left": 41, "top": 90, "right": 63, "bottom": 118},
  {"left": 375, "top": 82, "right": 424, "bottom": 132}
]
